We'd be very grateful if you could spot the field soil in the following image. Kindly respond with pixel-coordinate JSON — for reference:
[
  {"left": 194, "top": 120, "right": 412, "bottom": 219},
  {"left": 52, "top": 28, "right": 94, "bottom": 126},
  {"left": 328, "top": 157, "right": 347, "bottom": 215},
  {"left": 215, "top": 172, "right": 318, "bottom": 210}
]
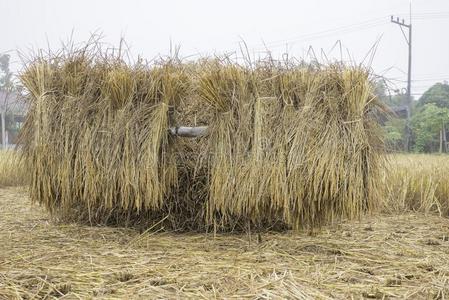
[{"left": 1, "top": 187, "right": 449, "bottom": 299}]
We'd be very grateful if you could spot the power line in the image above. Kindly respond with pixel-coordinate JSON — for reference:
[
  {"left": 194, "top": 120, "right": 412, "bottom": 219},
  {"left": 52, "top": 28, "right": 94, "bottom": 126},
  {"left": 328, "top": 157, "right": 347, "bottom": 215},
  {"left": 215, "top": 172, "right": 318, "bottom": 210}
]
[
  {"left": 250, "top": 17, "right": 387, "bottom": 50},
  {"left": 389, "top": 77, "right": 449, "bottom": 83},
  {"left": 396, "top": 11, "right": 449, "bottom": 18},
  {"left": 413, "top": 78, "right": 449, "bottom": 82},
  {"left": 244, "top": 11, "right": 448, "bottom": 53}
]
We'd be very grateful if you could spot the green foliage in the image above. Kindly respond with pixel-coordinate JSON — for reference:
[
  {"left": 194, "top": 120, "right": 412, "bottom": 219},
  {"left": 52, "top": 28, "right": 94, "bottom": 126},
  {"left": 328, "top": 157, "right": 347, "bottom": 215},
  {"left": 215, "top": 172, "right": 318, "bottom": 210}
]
[
  {"left": 373, "top": 80, "right": 411, "bottom": 152},
  {"left": 0, "top": 54, "right": 26, "bottom": 143},
  {"left": 418, "top": 82, "right": 449, "bottom": 109},
  {"left": 384, "top": 118, "right": 406, "bottom": 150},
  {"left": 411, "top": 103, "right": 449, "bottom": 152},
  {"left": 375, "top": 80, "right": 449, "bottom": 153},
  {"left": 409, "top": 82, "right": 449, "bottom": 153}
]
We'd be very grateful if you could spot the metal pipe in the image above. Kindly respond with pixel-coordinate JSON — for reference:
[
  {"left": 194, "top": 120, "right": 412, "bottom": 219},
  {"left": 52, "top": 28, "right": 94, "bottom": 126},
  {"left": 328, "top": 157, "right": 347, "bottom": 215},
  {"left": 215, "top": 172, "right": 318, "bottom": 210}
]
[{"left": 169, "top": 126, "right": 208, "bottom": 138}]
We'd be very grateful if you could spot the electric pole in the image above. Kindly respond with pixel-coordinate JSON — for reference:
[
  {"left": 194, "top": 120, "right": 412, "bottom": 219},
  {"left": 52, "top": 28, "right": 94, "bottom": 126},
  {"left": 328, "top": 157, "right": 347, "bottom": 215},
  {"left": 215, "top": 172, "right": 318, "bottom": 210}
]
[{"left": 391, "top": 3, "right": 412, "bottom": 151}]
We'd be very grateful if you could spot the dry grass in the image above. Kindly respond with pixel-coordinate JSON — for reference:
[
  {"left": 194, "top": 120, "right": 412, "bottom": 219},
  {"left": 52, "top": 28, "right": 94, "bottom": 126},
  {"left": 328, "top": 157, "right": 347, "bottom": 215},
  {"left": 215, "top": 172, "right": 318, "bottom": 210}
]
[
  {"left": 383, "top": 154, "right": 449, "bottom": 217},
  {"left": 0, "top": 150, "right": 27, "bottom": 187},
  {"left": 1, "top": 187, "right": 448, "bottom": 299}
]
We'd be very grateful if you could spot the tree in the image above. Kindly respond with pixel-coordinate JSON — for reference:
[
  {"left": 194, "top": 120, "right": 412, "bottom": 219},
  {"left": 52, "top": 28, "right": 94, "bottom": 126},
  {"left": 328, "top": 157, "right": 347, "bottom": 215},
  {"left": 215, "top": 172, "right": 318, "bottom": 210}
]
[
  {"left": 384, "top": 118, "right": 407, "bottom": 151},
  {"left": 374, "top": 79, "right": 413, "bottom": 151},
  {"left": 0, "top": 54, "right": 12, "bottom": 89},
  {"left": 417, "top": 82, "right": 449, "bottom": 109},
  {"left": 0, "top": 54, "right": 18, "bottom": 113},
  {"left": 0, "top": 53, "right": 28, "bottom": 145},
  {"left": 411, "top": 103, "right": 449, "bottom": 152},
  {"left": 406, "top": 82, "right": 449, "bottom": 153}
]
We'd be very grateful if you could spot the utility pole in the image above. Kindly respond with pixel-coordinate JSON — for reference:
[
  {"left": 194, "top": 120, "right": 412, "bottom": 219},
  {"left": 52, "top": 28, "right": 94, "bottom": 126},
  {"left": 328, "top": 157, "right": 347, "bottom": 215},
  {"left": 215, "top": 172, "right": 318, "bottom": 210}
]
[{"left": 391, "top": 2, "right": 412, "bottom": 151}]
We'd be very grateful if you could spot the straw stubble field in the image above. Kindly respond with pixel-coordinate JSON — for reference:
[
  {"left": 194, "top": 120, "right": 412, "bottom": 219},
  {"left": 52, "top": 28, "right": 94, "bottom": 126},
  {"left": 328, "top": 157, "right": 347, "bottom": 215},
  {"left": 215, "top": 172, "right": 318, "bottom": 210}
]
[{"left": 0, "top": 186, "right": 449, "bottom": 299}]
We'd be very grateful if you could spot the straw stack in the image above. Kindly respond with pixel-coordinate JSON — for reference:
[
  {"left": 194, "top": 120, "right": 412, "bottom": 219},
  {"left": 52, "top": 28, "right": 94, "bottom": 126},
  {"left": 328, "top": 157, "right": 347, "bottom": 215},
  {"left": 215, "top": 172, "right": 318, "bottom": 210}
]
[{"left": 19, "top": 43, "right": 385, "bottom": 231}]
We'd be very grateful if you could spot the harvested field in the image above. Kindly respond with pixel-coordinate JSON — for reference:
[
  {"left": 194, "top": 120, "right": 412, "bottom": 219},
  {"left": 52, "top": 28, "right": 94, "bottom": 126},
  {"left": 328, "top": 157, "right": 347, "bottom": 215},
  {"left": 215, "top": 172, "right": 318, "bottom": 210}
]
[
  {"left": 1, "top": 187, "right": 449, "bottom": 299},
  {"left": 0, "top": 151, "right": 26, "bottom": 188},
  {"left": 384, "top": 154, "right": 449, "bottom": 216}
]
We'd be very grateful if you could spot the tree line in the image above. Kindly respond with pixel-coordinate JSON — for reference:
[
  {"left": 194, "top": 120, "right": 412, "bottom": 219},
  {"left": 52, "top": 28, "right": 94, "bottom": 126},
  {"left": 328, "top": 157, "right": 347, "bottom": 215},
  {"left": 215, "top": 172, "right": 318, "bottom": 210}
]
[{"left": 379, "top": 80, "right": 449, "bottom": 153}]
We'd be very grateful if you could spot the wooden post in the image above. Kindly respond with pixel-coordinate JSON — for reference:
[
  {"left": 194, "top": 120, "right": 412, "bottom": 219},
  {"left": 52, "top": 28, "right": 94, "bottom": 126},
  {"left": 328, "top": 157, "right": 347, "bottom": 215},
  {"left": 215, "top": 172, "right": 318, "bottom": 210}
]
[{"left": 441, "top": 122, "right": 448, "bottom": 153}]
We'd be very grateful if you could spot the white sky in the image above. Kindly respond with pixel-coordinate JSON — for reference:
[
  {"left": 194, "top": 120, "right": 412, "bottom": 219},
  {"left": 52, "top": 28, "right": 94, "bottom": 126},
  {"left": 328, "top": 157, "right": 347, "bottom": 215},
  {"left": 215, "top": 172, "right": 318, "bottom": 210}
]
[{"left": 1, "top": 0, "right": 449, "bottom": 98}]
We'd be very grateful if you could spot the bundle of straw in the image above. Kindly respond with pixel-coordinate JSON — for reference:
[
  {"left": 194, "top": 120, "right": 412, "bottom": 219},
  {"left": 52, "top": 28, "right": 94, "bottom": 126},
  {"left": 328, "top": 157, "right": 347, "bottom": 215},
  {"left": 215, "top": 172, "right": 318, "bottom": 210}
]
[
  {"left": 19, "top": 45, "right": 188, "bottom": 225},
  {"left": 198, "top": 61, "right": 385, "bottom": 230}
]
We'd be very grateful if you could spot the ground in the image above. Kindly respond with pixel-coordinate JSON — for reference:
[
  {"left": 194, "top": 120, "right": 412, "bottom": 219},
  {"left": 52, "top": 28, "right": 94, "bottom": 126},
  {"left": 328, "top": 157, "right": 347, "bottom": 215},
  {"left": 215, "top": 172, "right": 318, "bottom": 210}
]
[{"left": 0, "top": 187, "right": 449, "bottom": 299}]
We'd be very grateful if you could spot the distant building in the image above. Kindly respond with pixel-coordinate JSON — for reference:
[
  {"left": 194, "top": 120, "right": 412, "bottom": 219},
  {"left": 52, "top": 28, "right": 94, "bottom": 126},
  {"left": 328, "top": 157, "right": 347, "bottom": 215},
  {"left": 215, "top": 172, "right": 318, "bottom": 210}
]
[
  {"left": 377, "top": 105, "right": 409, "bottom": 126},
  {"left": 0, "top": 90, "right": 28, "bottom": 145},
  {"left": 390, "top": 105, "right": 409, "bottom": 119}
]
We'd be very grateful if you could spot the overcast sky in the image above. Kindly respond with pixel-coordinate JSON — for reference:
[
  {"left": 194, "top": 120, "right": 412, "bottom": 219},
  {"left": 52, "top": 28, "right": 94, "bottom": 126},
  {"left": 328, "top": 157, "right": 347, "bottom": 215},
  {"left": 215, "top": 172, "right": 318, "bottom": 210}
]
[{"left": 1, "top": 0, "right": 449, "bottom": 98}]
